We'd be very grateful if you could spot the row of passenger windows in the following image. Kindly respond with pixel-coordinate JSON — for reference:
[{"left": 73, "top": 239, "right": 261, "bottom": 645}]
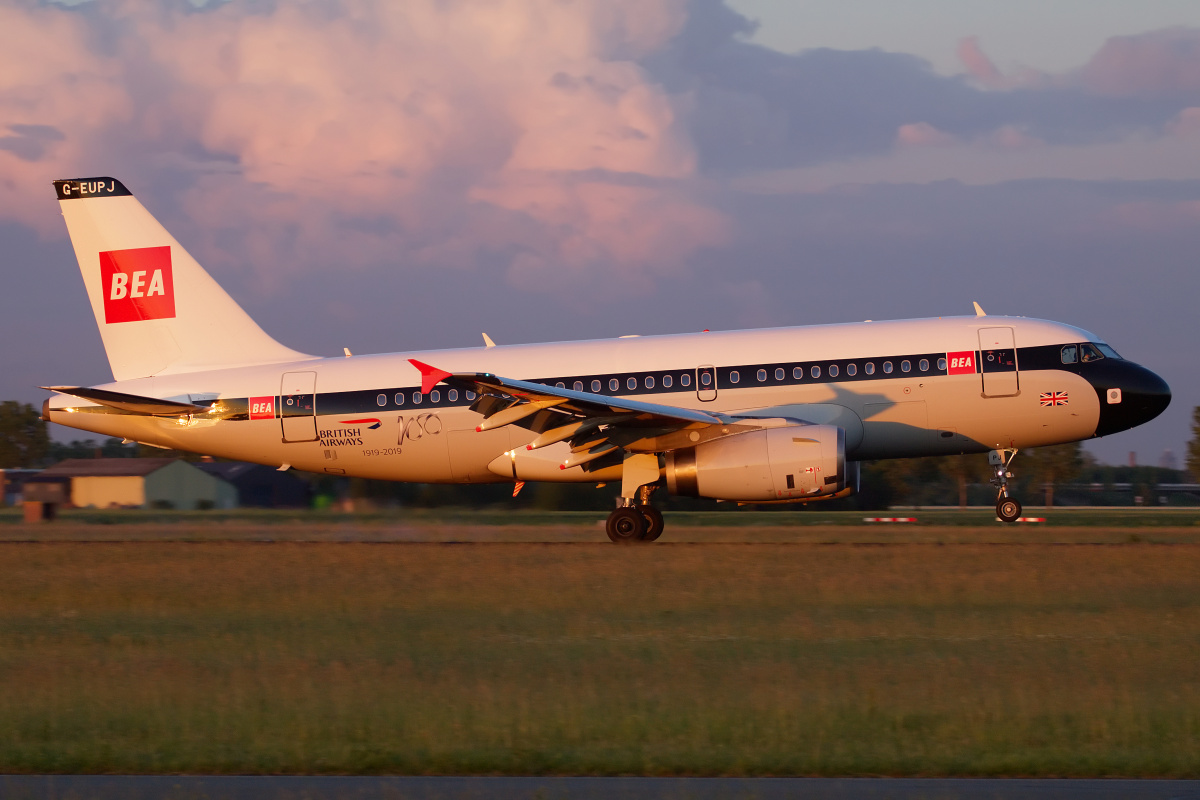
[
  {"left": 377, "top": 388, "right": 478, "bottom": 407},
  {"left": 727, "top": 358, "right": 939, "bottom": 383},
  {"left": 375, "top": 355, "right": 946, "bottom": 407}
]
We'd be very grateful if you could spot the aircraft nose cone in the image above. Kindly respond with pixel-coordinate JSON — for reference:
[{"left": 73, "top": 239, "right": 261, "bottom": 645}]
[{"left": 1093, "top": 361, "right": 1171, "bottom": 438}]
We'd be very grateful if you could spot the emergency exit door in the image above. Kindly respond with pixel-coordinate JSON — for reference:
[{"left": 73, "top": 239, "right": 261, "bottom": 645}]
[
  {"left": 280, "top": 371, "right": 318, "bottom": 442},
  {"left": 978, "top": 327, "right": 1019, "bottom": 397}
]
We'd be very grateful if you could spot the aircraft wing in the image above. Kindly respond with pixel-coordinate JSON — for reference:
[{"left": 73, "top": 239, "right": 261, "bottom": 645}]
[{"left": 409, "top": 359, "right": 796, "bottom": 470}]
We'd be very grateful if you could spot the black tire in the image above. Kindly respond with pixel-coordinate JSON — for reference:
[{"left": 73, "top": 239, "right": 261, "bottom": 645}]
[
  {"left": 606, "top": 507, "right": 646, "bottom": 543},
  {"left": 639, "top": 506, "right": 664, "bottom": 541},
  {"left": 997, "top": 498, "right": 1022, "bottom": 523}
]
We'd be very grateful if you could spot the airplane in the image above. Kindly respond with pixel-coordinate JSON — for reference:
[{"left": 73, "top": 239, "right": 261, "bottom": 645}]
[{"left": 40, "top": 177, "right": 1171, "bottom": 541}]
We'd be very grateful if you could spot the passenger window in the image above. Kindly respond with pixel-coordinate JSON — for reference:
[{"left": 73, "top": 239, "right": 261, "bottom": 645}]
[
  {"left": 430, "top": 390, "right": 440, "bottom": 403},
  {"left": 730, "top": 371, "right": 740, "bottom": 384},
  {"left": 592, "top": 380, "right": 602, "bottom": 392},
  {"left": 645, "top": 376, "right": 655, "bottom": 389},
  {"left": 829, "top": 364, "right": 839, "bottom": 378},
  {"left": 919, "top": 359, "right": 929, "bottom": 372},
  {"left": 1061, "top": 345, "right": 1078, "bottom": 364},
  {"left": 448, "top": 389, "right": 458, "bottom": 402},
  {"left": 865, "top": 362, "right": 875, "bottom": 375},
  {"left": 757, "top": 369, "right": 767, "bottom": 382},
  {"left": 663, "top": 374, "right": 673, "bottom": 388},
  {"left": 609, "top": 378, "right": 619, "bottom": 391},
  {"left": 937, "top": 357, "right": 947, "bottom": 371},
  {"left": 573, "top": 381, "right": 583, "bottom": 391},
  {"left": 775, "top": 368, "right": 784, "bottom": 381},
  {"left": 394, "top": 393, "right": 404, "bottom": 406},
  {"left": 555, "top": 382, "right": 565, "bottom": 388},
  {"left": 377, "top": 393, "right": 387, "bottom": 407},
  {"left": 811, "top": 366, "right": 821, "bottom": 378},
  {"left": 701, "top": 372, "right": 711, "bottom": 386},
  {"left": 883, "top": 361, "right": 893, "bottom": 374},
  {"left": 412, "top": 392, "right": 423, "bottom": 404},
  {"left": 466, "top": 391, "right": 477, "bottom": 401},
  {"left": 846, "top": 363, "right": 857, "bottom": 376},
  {"left": 793, "top": 367, "right": 803, "bottom": 380},
  {"left": 681, "top": 373, "right": 692, "bottom": 387},
  {"left": 901, "top": 360, "right": 911, "bottom": 373},
  {"left": 1080, "top": 344, "right": 1104, "bottom": 362},
  {"left": 627, "top": 377, "right": 637, "bottom": 390}
]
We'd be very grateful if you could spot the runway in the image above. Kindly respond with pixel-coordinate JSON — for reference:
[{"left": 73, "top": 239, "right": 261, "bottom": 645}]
[{"left": 2, "top": 777, "right": 1199, "bottom": 799}]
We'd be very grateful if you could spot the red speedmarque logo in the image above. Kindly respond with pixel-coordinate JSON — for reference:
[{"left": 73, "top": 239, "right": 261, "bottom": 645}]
[{"left": 100, "top": 246, "right": 176, "bottom": 324}]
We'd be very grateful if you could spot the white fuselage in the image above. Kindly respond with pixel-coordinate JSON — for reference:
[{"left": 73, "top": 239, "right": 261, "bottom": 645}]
[{"left": 47, "top": 315, "right": 1109, "bottom": 484}]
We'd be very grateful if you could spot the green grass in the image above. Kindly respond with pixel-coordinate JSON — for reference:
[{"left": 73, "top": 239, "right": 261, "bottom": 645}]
[{"left": 0, "top": 540, "right": 1197, "bottom": 775}]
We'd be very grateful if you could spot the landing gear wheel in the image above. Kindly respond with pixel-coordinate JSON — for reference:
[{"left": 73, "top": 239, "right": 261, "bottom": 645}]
[
  {"left": 639, "top": 506, "right": 664, "bottom": 542},
  {"left": 997, "top": 498, "right": 1022, "bottom": 523},
  {"left": 606, "top": 507, "right": 646, "bottom": 543}
]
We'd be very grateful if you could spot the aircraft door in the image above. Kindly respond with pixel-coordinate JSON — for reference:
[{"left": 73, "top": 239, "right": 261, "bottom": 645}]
[
  {"left": 978, "top": 327, "right": 1019, "bottom": 397},
  {"left": 280, "top": 371, "right": 318, "bottom": 442},
  {"left": 696, "top": 365, "right": 717, "bottom": 402}
]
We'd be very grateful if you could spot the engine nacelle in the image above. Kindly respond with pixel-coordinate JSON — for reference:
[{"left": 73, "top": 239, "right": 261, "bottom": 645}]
[{"left": 664, "top": 424, "right": 851, "bottom": 502}]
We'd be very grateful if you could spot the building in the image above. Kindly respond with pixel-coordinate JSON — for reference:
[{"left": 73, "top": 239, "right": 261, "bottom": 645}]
[
  {"left": 1, "top": 469, "right": 42, "bottom": 507},
  {"left": 33, "top": 458, "right": 237, "bottom": 510},
  {"left": 195, "top": 461, "right": 312, "bottom": 508}
]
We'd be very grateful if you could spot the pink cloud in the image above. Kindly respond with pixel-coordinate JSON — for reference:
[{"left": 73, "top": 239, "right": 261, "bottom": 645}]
[
  {"left": 986, "top": 125, "right": 1044, "bottom": 151},
  {"left": 1166, "top": 107, "right": 1200, "bottom": 136},
  {"left": 957, "top": 36, "right": 1004, "bottom": 88},
  {"left": 0, "top": 0, "right": 726, "bottom": 295},
  {"left": 1078, "top": 27, "right": 1200, "bottom": 96},
  {"left": 895, "top": 122, "right": 957, "bottom": 148}
]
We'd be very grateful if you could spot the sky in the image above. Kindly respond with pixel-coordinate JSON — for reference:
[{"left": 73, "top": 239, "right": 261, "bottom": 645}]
[{"left": 1, "top": 0, "right": 1198, "bottom": 468}]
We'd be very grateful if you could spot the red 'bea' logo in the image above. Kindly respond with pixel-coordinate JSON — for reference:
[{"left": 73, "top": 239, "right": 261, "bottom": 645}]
[
  {"left": 946, "top": 350, "right": 977, "bottom": 375},
  {"left": 100, "top": 246, "right": 176, "bottom": 324},
  {"left": 249, "top": 396, "right": 276, "bottom": 420}
]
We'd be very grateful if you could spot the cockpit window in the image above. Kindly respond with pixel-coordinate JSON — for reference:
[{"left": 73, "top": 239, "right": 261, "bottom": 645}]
[
  {"left": 1097, "top": 344, "right": 1122, "bottom": 360},
  {"left": 1061, "top": 345, "right": 1078, "bottom": 364},
  {"left": 1080, "top": 343, "right": 1105, "bottom": 362}
]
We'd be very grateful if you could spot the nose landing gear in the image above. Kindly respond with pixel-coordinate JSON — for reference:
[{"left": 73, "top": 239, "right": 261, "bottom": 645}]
[{"left": 990, "top": 448, "right": 1022, "bottom": 523}]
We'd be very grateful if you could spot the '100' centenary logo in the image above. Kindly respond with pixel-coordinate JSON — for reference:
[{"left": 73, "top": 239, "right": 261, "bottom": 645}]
[{"left": 100, "top": 246, "right": 176, "bottom": 324}]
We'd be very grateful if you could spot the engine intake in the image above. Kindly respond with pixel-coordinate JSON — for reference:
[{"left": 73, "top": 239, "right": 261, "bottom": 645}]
[{"left": 665, "top": 424, "right": 851, "bottom": 502}]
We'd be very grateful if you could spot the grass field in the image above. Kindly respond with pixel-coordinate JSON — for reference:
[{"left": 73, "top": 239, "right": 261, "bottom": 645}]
[{"left": 1, "top": 513, "right": 1198, "bottom": 775}]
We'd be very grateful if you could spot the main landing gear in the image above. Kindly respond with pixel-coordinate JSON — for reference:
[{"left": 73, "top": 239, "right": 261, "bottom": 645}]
[
  {"left": 605, "top": 484, "right": 664, "bottom": 543},
  {"left": 990, "top": 448, "right": 1022, "bottom": 523}
]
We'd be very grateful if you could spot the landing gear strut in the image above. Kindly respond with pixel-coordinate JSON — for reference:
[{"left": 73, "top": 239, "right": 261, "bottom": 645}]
[{"left": 990, "top": 448, "right": 1022, "bottom": 523}]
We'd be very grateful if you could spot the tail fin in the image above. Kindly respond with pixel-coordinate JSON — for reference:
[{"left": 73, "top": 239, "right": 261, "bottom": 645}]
[{"left": 53, "top": 177, "right": 313, "bottom": 381}]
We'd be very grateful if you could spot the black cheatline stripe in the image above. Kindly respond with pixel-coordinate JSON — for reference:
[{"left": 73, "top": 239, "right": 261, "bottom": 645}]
[{"left": 233, "top": 342, "right": 1111, "bottom": 420}]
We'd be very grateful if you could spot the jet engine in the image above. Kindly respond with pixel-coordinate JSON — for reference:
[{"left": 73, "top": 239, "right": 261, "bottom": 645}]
[{"left": 664, "top": 424, "right": 853, "bottom": 502}]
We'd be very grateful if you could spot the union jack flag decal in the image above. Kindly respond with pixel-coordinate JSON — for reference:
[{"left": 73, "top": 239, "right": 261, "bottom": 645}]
[{"left": 1040, "top": 391, "right": 1069, "bottom": 406}]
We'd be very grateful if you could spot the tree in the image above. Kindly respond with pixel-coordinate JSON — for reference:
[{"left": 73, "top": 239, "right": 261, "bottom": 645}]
[
  {"left": 1188, "top": 406, "right": 1200, "bottom": 483},
  {"left": 1023, "top": 442, "right": 1083, "bottom": 508},
  {"left": 0, "top": 401, "right": 49, "bottom": 468}
]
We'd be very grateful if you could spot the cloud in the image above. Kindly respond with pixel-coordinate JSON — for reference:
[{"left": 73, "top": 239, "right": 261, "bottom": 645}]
[
  {"left": 0, "top": 0, "right": 726, "bottom": 293},
  {"left": 1078, "top": 27, "right": 1200, "bottom": 97},
  {"left": 896, "top": 122, "right": 957, "bottom": 148},
  {"left": 956, "top": 36, "right": 1004, "bottom": 89}
]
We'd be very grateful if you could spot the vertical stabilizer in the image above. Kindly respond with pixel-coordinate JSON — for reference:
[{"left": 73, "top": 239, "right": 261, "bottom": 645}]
[{"left": 53, "top": 177, "right": 313, "bottom": 381}]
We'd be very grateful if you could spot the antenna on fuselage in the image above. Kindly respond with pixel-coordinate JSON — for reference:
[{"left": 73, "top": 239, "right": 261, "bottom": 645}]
[
  {"left": 973, "top": 302, "right": 987, "bottom": 317},
  {"left": 482, "top": 333, "right": 497, "bottom": 348}
]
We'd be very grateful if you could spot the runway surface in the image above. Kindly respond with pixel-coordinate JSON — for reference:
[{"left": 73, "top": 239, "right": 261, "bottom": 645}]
[{"left": 3, "top": 776, "right": 1200, "bottom": 799}]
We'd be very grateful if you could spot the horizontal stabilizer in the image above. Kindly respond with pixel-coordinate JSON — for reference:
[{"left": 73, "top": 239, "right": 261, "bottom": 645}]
[{"left": 43, "top": 386, "right": 212, "bottom": 417}]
